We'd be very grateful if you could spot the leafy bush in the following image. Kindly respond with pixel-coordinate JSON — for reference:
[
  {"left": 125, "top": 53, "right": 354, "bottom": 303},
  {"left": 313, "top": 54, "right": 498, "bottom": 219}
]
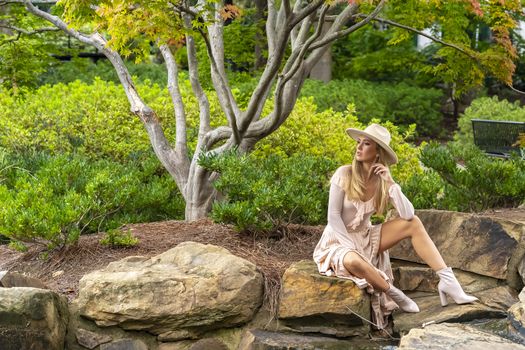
[
  {"left": 200, "top": 151, "right": 336, "bottom": 234},
  {"left": 404, "top": 142, "right": 525, "bottom": 211},
  {"left": 38, "top": 58, "right": 170, "bottom": 87},
  {"left": 0, "top": 78, "right": 229, "bottom": 161},
  {"left": 456, "top": 96, "right": 525, "bottom": 146},
  {"left": 0, "top": 150, "right": 184, "bottom": 250},
  {"left": 100, "top": 228, "right": 139, "bottom": 247},
  {"left": 300, "top": 79, "right": 443, "bottom": 137}
]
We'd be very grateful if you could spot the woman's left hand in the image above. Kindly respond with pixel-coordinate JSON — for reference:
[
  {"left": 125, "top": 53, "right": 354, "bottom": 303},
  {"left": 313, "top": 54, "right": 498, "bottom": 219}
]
[{"left": 371, "top": 163, "right": 395, "bottom": 184}]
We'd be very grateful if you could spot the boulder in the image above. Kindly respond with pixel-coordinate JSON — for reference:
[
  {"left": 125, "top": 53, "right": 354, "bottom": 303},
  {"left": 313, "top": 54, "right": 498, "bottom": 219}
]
[
  {"left": 76, "top": 242, "right": 264, "bottom": 335},
  {"left": 237, "top": 329, "right": 369, "bottom": 350},
  {"left": 398, "top": 322, "right": 525, "bottom": 349},
  {"left": 278, "top": 260, "right": 370, "bottom": 337},
  {"left": 0, "top": 270, "right": 48, "bottom": 288},
  {"left": 0, "top": 287, "right": 69, "bottom": 350},
  {"left": 392, "top": 261, "right": 501, "bottom": 293},
  {"left": 508, "top": 301, "right": 525, "bottom": 337},
  {"left": 389, "top": 210, "right": 525, "bottom": 289},
  {"left": 66, "top": 301, "right": 160, "bottom": 350},
  {"left": 393, "top": 292, "right": 508, "bottom": 334}
]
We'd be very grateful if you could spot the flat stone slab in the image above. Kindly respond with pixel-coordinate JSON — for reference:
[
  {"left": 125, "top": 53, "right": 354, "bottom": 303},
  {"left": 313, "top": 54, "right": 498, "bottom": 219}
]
[
  {"left": 393, "top": 293, "right": 507, "bottom": 334},
  {"left": 399, "top": 322, "right": 525, "bottom": 349},
  {"left": 0, "top": 271, "right": 48, "bottom": 289},
  {"left": 238, "top": 329, "right": 383, "bottom": 350}
]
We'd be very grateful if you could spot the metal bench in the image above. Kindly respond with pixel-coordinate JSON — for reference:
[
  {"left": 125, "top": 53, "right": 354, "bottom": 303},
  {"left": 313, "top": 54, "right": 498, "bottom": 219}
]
[{"left": 471, "top": 119, "right": 525, "bottom": 159}]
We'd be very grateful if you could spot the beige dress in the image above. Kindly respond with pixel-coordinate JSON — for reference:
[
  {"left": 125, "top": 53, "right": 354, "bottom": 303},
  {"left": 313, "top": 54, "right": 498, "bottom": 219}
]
[{"left": 313, "top": 165, "right": 415, "bottom": 330}]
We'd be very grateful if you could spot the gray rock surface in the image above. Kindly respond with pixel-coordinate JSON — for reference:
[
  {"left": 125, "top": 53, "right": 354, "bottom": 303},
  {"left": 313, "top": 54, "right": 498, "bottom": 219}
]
[
  {"left": 393, "top": 292, "right": 508, "bottom": 334},
  {"left": 398, "top": 322, "right": 525, "bottom": 349},
  {"left": 0, "top": 287, "right": 69, "bottom": 350},
  {"left": 0, "top": 270, "right": 48, "bottom": 288},
  {"left": 237, "top": 329, "right": 371, "bottom": 350},
  {"left": 389, "top": 210, "right": 525, "bottom": 289}
]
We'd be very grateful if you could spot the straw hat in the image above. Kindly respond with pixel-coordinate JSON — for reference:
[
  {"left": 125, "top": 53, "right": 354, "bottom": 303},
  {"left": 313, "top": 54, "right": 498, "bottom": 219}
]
[{"left": 345, "top": 124, "right": 398, "bottom": 165}]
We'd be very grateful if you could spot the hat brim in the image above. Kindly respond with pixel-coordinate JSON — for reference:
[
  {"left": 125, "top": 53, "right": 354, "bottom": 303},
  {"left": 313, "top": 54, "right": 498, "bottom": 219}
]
[{"left": 345, "top": 128, "right": 398, "bottom": 165}]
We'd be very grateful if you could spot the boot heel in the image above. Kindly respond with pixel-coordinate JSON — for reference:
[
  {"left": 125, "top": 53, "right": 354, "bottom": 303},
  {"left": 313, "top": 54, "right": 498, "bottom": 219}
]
[{"left": 438, "top": 289, "right": 448, "bottom": 306}]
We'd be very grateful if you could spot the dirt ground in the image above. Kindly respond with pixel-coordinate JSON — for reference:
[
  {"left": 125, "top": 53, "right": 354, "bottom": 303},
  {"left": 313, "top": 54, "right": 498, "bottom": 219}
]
[{"left": 0, "top": 208, "right": 523, "bottom": 306}]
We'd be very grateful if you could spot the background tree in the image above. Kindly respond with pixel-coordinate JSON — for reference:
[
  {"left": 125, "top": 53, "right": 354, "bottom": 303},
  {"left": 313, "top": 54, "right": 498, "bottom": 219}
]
[{"left": 6, "top": 0, "right": 522, "bottom": 220}]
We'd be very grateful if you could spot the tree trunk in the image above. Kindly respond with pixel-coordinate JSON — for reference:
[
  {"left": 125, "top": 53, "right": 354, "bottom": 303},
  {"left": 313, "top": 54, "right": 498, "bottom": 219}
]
[
  {"left": 309, "top": 21, "right": 332, "bottom": 82},
  {"left": 183, "top": 166, "right": 220, "bottom": 220}
]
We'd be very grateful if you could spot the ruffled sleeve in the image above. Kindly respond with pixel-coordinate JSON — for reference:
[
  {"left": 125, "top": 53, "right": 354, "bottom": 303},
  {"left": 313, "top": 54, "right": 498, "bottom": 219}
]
[
  {"left": 388, "top": 183, "right": 415, "bottom": 220},
  {"left": 326, "top": 166, "right": 359, "bottom": 246},
  {"left": 330, "top": 165, "right": 349, "bottom": 188}
]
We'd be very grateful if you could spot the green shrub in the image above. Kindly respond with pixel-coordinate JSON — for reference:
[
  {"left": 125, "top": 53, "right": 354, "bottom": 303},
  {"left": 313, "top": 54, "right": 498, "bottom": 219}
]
[
  {"left": 0, "top": 78, "right": 229, "bottom": 161},
  {"left": 100, "top": 228, "right": 139, "bottom": 247},
  {"left": 38, "top": 58, "right": 170, "bottom": 87},
  {"left": 299, "top": 79, "right": 443, "bottom": 137},
  {"left": 456, "top": 96, "right": 525, "bottom": 146},
  {"left": 200, "top": 151, "right": 336, "bottom": 234},
  {"left": 404, "top": 142, "right": 525, "bottom": 211},
  {"left": 0, "top": 150, "right": 184, "bottom": 250}
]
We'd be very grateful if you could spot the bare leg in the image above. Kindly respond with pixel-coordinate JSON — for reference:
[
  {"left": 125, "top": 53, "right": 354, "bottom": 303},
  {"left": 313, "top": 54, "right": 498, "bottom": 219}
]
[
  {"left": 378, "top": 215, "right": 446, "bottom": 271},
  {"left": 343, "top": 251, "right": 389, "bottom": 291}
]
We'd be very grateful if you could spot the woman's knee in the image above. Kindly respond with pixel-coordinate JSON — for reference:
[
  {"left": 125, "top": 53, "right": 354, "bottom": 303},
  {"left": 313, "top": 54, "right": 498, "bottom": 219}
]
[{"left": 343, "top": 252, "right": 366, "bottom": 272}]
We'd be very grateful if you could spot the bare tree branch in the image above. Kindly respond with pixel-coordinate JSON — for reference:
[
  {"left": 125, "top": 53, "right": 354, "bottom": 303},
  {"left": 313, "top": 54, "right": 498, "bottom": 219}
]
[
  {"left": 22, "top": 0, "right": 94, "bottom": 45},
  {"left": 309, "top": 0, "right": 385, "bottom": 50},
  {"left": 159, "top": 44, "right": 189, "bottom": 159},
  {"left": 290, "top": 0, "right": 324, "bottom": 28},
  {"left": 239, "top": 0, "right": 324, "bottom": 134},
  {"left": 266, "top": 0, "right": 277, "bottom": 53}
]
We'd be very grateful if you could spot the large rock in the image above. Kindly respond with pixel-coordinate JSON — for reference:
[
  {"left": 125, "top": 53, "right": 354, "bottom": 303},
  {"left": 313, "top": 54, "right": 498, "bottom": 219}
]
[
  {"left": 392, "top": 261, "right": 501, "bottom": 293},
  {"left": 76, "top": 242, "right": 264, "bottom": 335},
  {"left": 398, "top": 322, "right": 525, "bottom": 349},
  {"left": 508, "top": 300, "right": 525, "bottom": 337},
  {"left": 389, "top": 210, "right": 525, "bottom": 289},
  {"left": 393, "top": 291, "right": 509, "bottom": 334},
  {"left": 0, "top": 287, "right": 69, "bottom": 350},
  {"left": 0, "top": 270, "right": 48, "bottom": 288},
  {"left": 278, "top": 260, "right": 370, "bottom": 337}
]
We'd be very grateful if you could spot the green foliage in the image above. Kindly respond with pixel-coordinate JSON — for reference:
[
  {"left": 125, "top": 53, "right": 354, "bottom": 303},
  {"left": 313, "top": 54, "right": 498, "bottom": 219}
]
[
  {"left": 333, "top": 25, "right": 434, "bottom": 85},
  {"left": 38, "top": 58, "right": 171, "bottom": 87},
  {"left": 382, "top": 0, "right": 521, "bottom": 95},
  {"left": 0, "top": 150, "right": 184, "bottom": 250},
  {"left": 252, "top": 98, "right": 422, "bottom": 185},
  {"left": 100, "top": 228, "right": 139, "bottom": 247},
  {"left": 0, "top": 78, "right": 229, "bottom": 161},
  {"left": 456, "top": 96, "right": 525, "bottom": 145},
  {"left": 299, "top": 80, "right": 443, "bottom": 137},
  {"left": 404, "top": 142, "right": 525, "bottom": 211},
  {"left": 200, "top": 151, "right": 335, "bottom": 234}
]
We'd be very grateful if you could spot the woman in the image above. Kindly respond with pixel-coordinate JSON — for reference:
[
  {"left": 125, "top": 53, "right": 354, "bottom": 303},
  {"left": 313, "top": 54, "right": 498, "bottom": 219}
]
[{"left": 313, "top": 124, "right": 477, "bottom": 330}]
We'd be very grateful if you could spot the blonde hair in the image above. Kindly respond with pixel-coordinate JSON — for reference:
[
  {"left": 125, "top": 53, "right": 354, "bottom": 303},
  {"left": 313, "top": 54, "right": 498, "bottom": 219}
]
[{"left": 342, "top": 146, "right": 390, "bottom": 215}]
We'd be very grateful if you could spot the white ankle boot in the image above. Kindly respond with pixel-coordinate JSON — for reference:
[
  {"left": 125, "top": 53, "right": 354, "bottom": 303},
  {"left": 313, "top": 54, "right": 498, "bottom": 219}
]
[
  {"left": 385, "top": 285, "right": 420, "bottom": 313},
  {"left": 436, "top": 267, "right": 478, "bottom": 306}
]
